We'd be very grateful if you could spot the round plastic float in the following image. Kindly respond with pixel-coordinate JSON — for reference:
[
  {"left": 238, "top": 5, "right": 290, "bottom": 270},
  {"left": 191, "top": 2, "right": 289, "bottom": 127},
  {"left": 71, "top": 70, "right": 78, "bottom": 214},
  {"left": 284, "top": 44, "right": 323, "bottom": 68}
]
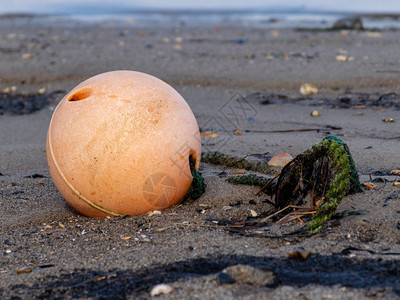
[{"left": 46, "top": 70, "right": 201, "bottom": 217}]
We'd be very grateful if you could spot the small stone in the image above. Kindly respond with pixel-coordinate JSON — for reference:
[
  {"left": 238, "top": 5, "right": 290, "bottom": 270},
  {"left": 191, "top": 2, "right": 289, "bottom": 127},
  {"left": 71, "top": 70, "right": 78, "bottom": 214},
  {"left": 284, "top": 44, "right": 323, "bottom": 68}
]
[
  {"left": 222, "top": 264, "right": 275, "bottom": 286},
  {"left": 22, "top": 53, "right": 32, "bottom": 60},
  {"left": 175, "top": 37, "right": 183, "bottom": 43},
  {"left": 147, "top": 210, "right": 162, "bottom": 217},
  {"left": 336, "top": 55, "right": 347, "bottom": 62},
  {"left": 162, "top": 37, "right": 170, "bottom": 44},
  {"left": 390, "top": 170, "right": 400, "bottom": 175},
  {"left": 249, "top": 209, "right": 258, "bottom": 217},
  {"left": 38, "top": 87, "right": 46, "bottom": 94},
  {"left": 173, "top": 44, "right": 182, "bottom": 51},
  {"left": 311, "top": 110, "right": 321, "bottom": 117},
  {"left": 268, "top": 153, "right": 293, "bottom": 168},
  {"left": 365, "top": 32, "right": 382, "bottom": 38},
  {"left": 382, "top": 117, "right": 395, "bottom": 123},
  {"left": 150, "top": 284, "right": 173, "bottom": 297},
  {"left": 300, "top": 83, "right": 318, "bottom": 95},
  {"left": 393, "top": 182, "right": 400, "bottom": 187}
]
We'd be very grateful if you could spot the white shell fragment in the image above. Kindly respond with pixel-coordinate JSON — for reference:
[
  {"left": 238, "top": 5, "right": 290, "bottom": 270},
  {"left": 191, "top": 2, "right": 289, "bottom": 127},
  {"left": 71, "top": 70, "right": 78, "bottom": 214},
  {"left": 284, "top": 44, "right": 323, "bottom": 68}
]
[
  {"left": 150, "top": 284, "right": 174, "bottom": 297},
  {"left": 300, "top": 83, "right": 318, "bottom": 95}
]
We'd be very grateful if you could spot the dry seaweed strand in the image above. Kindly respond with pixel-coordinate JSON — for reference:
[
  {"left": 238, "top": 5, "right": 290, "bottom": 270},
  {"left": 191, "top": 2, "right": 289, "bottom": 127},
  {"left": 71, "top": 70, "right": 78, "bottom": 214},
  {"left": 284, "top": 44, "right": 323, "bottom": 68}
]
[{"left": 201, "top": 151, "right": 278, "bottom": 175}]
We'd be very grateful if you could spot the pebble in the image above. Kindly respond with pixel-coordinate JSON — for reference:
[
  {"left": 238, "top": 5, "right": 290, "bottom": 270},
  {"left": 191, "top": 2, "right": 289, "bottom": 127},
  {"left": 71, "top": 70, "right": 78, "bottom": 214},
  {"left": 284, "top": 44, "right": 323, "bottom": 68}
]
[
  {"left": 222, "top": 264, "right": 275, "bottom": 286},
  {"left": 175, "top": 37, "right": 183, "bottom": 43},
  {"left": 268, "top": 153, "right": 293, "bottom": 168},
  {"left": 382, "top": 117, "right": 395, "bottom": 123},
  {"left": 390, "top": 170, "right": 400, "bottom": 175},
  {"left": 147, "top": 210, "right": 162, "bottom": 217},
  {"left": 300, "top": 83, "right": 318, "bottom": 95},
  {"left": 150, "top": 284, "right": 173, "bottom": 297},
  {"left": 311, "top": 110, "right": 321, "bottom": 117},
  {"left": 336, "top": 55, "right": 347, "bottom": 62},
  {"left": 22, "top": 53, "right": 32, "bottom": 60},
  {"left": 249, "top": 209, "right": 258, "bottom": 217}
]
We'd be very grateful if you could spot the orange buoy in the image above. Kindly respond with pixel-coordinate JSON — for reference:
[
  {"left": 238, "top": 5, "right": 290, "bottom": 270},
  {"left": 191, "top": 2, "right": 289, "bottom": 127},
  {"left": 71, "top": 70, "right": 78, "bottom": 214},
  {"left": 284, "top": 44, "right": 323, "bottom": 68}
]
[{"left": 46, "top": 70, "right": 201, "bottom": 217}]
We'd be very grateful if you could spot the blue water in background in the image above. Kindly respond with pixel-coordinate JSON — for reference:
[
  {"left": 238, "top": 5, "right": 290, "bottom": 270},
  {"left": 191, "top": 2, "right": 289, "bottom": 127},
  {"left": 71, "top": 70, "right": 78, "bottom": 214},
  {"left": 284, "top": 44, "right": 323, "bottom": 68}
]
[{"left": 1, "top": 0, "right": 400, "bottom": 29}]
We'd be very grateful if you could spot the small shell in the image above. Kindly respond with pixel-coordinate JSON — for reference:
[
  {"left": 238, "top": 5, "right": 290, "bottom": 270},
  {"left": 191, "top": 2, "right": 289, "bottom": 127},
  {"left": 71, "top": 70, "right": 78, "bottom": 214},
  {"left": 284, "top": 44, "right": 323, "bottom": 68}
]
[
  {"left": 150, "top": 284, "right": 173, "bottom": 297},
  {"left": 300, "top": 83, "right": 318, "bottom": 95}
]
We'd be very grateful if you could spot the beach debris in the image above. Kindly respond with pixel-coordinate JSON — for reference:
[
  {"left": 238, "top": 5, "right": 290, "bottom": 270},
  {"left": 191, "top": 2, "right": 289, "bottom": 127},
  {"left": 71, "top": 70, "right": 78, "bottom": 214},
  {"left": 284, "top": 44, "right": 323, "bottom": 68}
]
[
  {"left": 268, "top": 153, "right": 293, "bottom": 168},
  {"left": 235, "top": 38, "right": 246, "bottom": 44},
  {"left": 393, "top": 182, "right": 400, "bottom": 187},
  {"left": 201, "top": 131, "right": 218, "bottom": 138},
  {"left": 249, "top": 209, "right": 258, "bottom": 217},
  {"left": 173, "top": 44, "right": 182, "bottom": 50},
  {"left": 365, "top": 31, "right": 382, "bottom": 38},
  {"left": 201, "top": 151, "right": 277, "bottom": 175},
  {"left": 147, "top": 210, "right": 162, "bottom": 217},
  {"left": 21, "top": 53, "right": 32, "bottom": 60},
  {"left": 47, "top": 71, "right": 201, "bottom": 217},
  {"left": 288, "top": 250, "right": 312, "bottom": 260},
  {"left": 16, "top": 267, "right": 33, "bottom": 274},
  {"left": 233, "top": 129, "right": 245, "bottom": 136},
  {"left": 390, "top": 170, "right": 400, "bottom": 175},
  {"left": 121, "top": 236, "right": 131, "bottom": 240},
  {"left": 0, "top": 91, "right": 49, "bottom": 115},
  {"left": 382, "top": 117, "right": 395, "bottom": 123},
  {"left": 227, "top": 174, "right": 272, "bottom": 188},
  {"left": 220, "top": 265, "right": 275, "bottom": 286},
  {"left": 231, "top": 169, "right": 246, "bottom": 175},
  {"left": 310, "top": 110, "right": 321, "bottom": 117},
  {"left": 351, "top": 105, "right": 366, "bottom": 110},
  {"left": 300, "top": 83, "right": 318, "bottom": 95},
  {"left": 268, "top": 136, "right": 362, "bottom": 234},
  {"left": 150, "top": 284, "right": 173, "bottom": 297},
  {"left": 58, "top": 223, "right": 65, "bottom": 229},
  {"left": 336, "top": 55, "right": 347, "bottom": 62},
  {"left": 24, "top": 173, "right": 46, "bottom": 178},
  {"left": 332, "top": 17, "right": 363, "bottom": 30},
  {"left": 362, "top": 182, "right": 377, "bottom": 189}
]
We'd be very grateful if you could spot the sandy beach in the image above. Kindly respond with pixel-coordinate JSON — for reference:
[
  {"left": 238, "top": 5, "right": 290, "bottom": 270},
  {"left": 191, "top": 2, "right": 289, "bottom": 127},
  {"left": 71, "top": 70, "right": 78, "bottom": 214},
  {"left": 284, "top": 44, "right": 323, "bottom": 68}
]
[{"left": 1, "top": 14, "right": 400, "bottom": 299}]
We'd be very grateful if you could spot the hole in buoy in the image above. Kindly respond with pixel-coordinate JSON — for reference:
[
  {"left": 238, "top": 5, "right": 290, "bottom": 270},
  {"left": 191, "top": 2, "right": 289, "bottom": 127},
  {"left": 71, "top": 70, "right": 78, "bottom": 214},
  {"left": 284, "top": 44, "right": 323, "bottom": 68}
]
[{"left": 67, "top": 88, "right": 92, "bottom": 101}]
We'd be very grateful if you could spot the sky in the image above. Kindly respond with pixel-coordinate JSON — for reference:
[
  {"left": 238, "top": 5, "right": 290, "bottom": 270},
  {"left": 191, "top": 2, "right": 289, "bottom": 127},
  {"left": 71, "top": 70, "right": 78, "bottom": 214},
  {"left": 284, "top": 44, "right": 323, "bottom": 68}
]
[{"left": 1, "top": 0, "right": 400, "bottom": 14}]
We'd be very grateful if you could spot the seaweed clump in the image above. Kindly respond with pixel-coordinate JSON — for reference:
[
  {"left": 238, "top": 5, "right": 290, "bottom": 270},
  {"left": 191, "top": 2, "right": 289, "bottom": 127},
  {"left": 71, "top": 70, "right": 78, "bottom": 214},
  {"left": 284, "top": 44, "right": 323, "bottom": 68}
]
[{"left": 275, "top": 136, "right": 362, "bottom": 233}]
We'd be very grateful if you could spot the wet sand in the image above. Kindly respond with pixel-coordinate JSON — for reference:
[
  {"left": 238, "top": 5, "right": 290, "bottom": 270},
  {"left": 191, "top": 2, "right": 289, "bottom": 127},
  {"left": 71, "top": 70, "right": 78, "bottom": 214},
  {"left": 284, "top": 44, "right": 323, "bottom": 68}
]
[{"left": 0, "top": 16, "right": 400, "bottom": 299}]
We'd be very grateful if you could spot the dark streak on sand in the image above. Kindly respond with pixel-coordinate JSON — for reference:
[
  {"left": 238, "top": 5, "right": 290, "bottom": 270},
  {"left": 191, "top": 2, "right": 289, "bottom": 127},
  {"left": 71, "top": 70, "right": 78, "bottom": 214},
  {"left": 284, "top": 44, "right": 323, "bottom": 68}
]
[{"left": 1, "top": 254, "right": 399, "bottom": 299}]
